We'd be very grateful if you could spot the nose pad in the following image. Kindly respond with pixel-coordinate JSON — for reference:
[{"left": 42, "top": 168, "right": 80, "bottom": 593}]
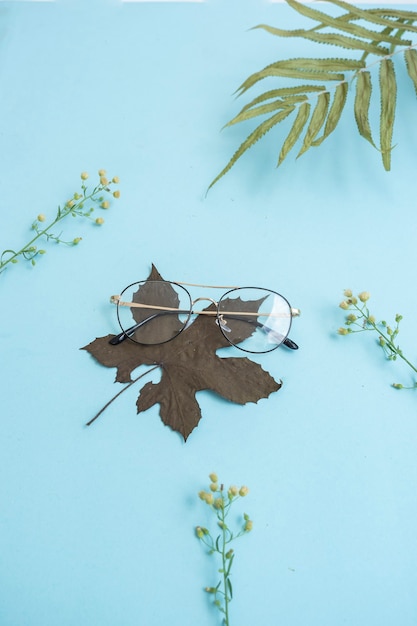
[{"left": 216, "top": 314, "right": 231, "bottom": 333}]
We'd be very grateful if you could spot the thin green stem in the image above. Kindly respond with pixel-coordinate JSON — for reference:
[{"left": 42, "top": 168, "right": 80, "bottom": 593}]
[
  {"left": 0, "top": 179, "right": 116, "bottom": 273},
  {"left": 1, "top": 209, "right": 71, "bottom": 269},
  {"left": 352, "top": 301, "right": 417, "bottom": 375},
  {"left": 220, "top": 505, "right": 231, "bottom": 626}
]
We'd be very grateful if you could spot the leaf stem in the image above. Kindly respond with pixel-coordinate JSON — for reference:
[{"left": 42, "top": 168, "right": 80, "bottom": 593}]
[{"left": 85, "top": 365, "right": 159, "bottom": 426}]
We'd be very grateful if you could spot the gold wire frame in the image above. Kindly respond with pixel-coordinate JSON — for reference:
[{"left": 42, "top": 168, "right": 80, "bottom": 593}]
[{"left": 111, "top": 295, "right": 300, "bottom": 319}]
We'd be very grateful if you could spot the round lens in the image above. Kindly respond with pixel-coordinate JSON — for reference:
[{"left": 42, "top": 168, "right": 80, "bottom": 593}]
[
  {"left": 116, "top": 280, "right": 192, "bottom": 345},
  {"left": 217, "top": 287, "right": 292, "bottom": 353}
]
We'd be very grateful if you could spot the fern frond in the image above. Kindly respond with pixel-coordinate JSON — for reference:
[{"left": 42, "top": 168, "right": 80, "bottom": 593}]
[
  {"left": 238, "top": 85, "right": 326, "bottom": 114},
  {"left": 225, "top": 99, "right": 299, "bottom": 127},
  {"left": 297, "top": 92, "right": 330, "bottom": 157},
  {"left": 236, "top": 58, "right": 351, "bottom": 96},
  {"left": 208, "top": 108, "right": 295, "bottom": 191},
  {"left": 255, "top": 24, "right": 389, "bottom": 56},
  {"left": 327, "top": 0, "right": 417, "bottom": 34},
  {"left": 368, "top": 8, "right": 417, "bottom": 22},
  {"left": 278, "top": 103, "right": 311, "bottom": 166},
  {"left": 404, "top": 48, "right": 417, "bottom": 96},
  {"left": 312, "top": 81, "right": 349, "bottom": 146},
  {"left": 354, "top": 70, "right": 376, "bottom": 148},
  {"left": 379, "top": 58, "right": 397, "bottom": 170},
  {"left": 256, "top": 5, "right": 410, "bottom": 48},
  {"left": 209, "top": 0, "right": 417, "bottom": 187}
]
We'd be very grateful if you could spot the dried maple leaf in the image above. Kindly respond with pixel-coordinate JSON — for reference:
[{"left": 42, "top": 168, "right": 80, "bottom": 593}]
[{"left": 82, "top": 265, "right": 283, "bottom": 441}]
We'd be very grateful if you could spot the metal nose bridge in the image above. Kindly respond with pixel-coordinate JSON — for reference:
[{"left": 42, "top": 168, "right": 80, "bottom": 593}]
[{"left": 191, "top": 296, "right": 218, "bottom": 310}]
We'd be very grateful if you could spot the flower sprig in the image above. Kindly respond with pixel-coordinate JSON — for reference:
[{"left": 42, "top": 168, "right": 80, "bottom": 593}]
[
  {"left": 338, "top": 290, "right": 417, "bottom": 389},
  {"left": 196, "top": 473, "right": 252, "bottom": 626},
  {"left": 0, "top": 169, "right": 120, "bottom": 273}
]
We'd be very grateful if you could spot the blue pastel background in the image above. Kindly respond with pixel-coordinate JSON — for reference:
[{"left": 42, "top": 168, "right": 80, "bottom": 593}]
[{"left": 1, "top": 0, "right": 417, "bottom": 624}]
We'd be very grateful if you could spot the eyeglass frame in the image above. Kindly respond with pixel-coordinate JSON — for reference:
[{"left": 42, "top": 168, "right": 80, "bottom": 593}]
[{"left": 109, "top": 279, "right": 300, "bottom": 354}]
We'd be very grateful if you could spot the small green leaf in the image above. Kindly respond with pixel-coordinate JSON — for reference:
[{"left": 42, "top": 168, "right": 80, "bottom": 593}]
[
  {"left": 354, "top": 70, "right": 376, "bottom": 148},
  {"left": 278, "top": 101, "right": 311, "bottom": 165},
  {"left": 404, "top": 48, "right": 417, "bottom": 97},
  {"left": 297, "top": 91, "right": 330, "bottom": 157},
  {"left": 227, "top": 577, "right": 233, "bottom": 599},
  {"left": 379, "top": 58, "right": 397, "bottom": 171}
]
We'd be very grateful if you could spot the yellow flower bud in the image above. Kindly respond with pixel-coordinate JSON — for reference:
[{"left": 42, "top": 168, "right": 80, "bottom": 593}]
[
  {"left": 112, "top": 176, "right": 120, "bottom": 184},
  {"left": 358, "top": 291, "right": 370, "bottom": 302},
  {"left": 95, "top": 217, "right": 104, "bottom": 225},
  {"left": 196, "top": 526, "right": 204, "bottom": 538},
  {"left": 208, "top": 473, "right": 218, "bottom": 483},
  {"left": 113, "top": 190, "right": 120, "bottom": 199},
  {"left": 343, "top": 289, "right": 352, "bottom": 297},
  {"left": 101, "top": 201, "right": 110, "bottom": 209},
  {"left": 244, "top": 519, "right": 253, "bottom": 532},
  {"left": 339, "top": 301, "right": 349, "bottom": 310},
  {"left": 80, "top": 172, "right": 89, "bottom": 180},
  {"left": 100, "top": 176, "right": 109, "bottom": 186},
  {"left": 98, "top": 169, "right": 106, "bottom": 177},
  {"left": 392, "top": 383, "right": 403, "bottom": 389},
  {"left": 338, "top": 327, "right": 349, "bottom": 335},
  {"left": 239, "top": 486, "right": 249, "bottom": 497},
  {"left": 228, "top": 485, "right": 239, "bottom": 498},
  {"left": 209, "top": 482, "right": 218, "bottom": 492},
  {"left": 198, "top": 491, "right": 214, "bottom": 505},
  {"left": 73, "top": 237, "right": 82, "bottom": 245},
  {"left": 37, "top": 213, "right": 46, "bottom": 222}
]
